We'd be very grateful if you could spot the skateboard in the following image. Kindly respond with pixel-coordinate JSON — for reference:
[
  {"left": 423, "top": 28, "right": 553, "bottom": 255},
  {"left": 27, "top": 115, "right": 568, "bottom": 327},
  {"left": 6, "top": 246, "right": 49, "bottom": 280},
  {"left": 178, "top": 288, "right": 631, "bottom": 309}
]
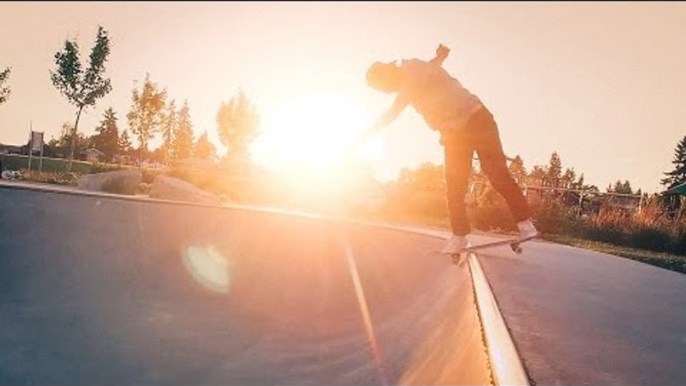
[{"left": 438, "top": 236, "right": 537, "bottom": 266}]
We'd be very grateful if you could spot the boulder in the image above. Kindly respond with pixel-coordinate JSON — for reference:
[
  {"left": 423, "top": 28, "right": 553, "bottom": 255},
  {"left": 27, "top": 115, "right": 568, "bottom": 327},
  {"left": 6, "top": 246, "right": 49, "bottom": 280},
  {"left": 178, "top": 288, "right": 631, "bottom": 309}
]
[{"left": 149, "top": 176, "right": 221, "bottom": 205}]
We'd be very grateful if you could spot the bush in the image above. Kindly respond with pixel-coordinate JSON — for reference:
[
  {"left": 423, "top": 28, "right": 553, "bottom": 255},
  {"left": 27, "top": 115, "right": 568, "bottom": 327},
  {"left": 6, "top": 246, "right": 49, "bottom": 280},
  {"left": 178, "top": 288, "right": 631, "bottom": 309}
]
[
  {"left": 89, "top": 163, "right": 125, "bottom": 174},
  {"left": 672, "top": 227, "right": 686, "bottom": 255},
  {"left": 531, "top": 202, "right": 579, "bottom": 235},
  {"left": 629, "top": 226, "right": 672, "bottom": 252},
  {"left": 18, "top": 169, "right": 78, "bottom": 186},
  {"left": 470, "top": 203, "right": 516, "bottom": 233},
  {"left": 579, "top": 209, "right": 628, "bottom": 244}
]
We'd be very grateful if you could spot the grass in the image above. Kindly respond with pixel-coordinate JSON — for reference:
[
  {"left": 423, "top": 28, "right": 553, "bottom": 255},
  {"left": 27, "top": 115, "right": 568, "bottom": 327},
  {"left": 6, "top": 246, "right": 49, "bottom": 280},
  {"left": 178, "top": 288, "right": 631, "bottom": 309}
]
[
  {"left": 1, "top": 154, "right": 95, "bottom": 174},
  {"left": 1, "top": 154, "right": 140, "bottom": 189},
  {"left": 545, "top": 234, "right": 686, "bottom": 274}
]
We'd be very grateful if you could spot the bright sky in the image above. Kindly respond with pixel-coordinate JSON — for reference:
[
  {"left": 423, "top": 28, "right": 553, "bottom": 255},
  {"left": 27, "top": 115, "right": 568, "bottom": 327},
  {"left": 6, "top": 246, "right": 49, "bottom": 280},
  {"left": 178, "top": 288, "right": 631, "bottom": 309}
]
[{"left": 1, "top": 2, "right": 685, "bottom": 193}]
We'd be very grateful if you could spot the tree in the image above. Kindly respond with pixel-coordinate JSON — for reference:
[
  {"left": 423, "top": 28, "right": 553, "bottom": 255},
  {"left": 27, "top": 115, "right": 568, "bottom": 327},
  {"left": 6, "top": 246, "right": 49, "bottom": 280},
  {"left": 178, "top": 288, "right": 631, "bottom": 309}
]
[
  {"left": 562, "top": 168, "right": 576, "bottom": 189},
  {"left": 51, "top": 122, "right": 91, "bottom": 158},
  {"left": 572, "top": 173, "right": 586, "bottom": 190},
  {"left": 508, "top": 155, "right": 527, "bottom": 185},
  {"left": 528, "top": 165, "right": 547, "bottom": 186},
  {"left": 622, "top": 180, "right": 633, "bottom": 195},
  {"left": 216, "top": 90, "right": 260, "bottom": 160},
  {"left": 608, "top": 180, "right": 633, "bottom": 194},
  {"left": 0, "top": 67, "right": 10, "bottom": 105},
  {"left": 50, "top": 26, "right": 112, "bottom": 170},
  {"left": 126, "top": 74, "right": 167, "bottom": 157},
  {"left": 398, "top": 162, "right": 445, "bottom": 191},
  {"left": 173, "top": 100, "right": 194, "bottom": 159},
  {"left": 149, "top": 146, "right": 166, "bottom": 163},
  {"left": 119, "top": 129, "right": 133, "bottom": 155},
  {"left": 160, "top": 99, "right": 177, "bottom": 161},
  {"left": 195, "top": 131, "right": 215, "bottom": 160},
  {"left": 92, "top": 107, "right": 120, "bottom": 162},
  {"left": 663, "top": 135, "right": 686, "bottom": 189},
  {"left": 547, "top": 152, "right": 562, "bottom": 187}
]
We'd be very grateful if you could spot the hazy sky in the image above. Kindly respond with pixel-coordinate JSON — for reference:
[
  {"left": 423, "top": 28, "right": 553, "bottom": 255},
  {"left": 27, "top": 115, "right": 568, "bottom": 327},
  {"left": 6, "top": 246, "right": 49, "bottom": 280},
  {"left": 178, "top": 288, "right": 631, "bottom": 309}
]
[{"left": 1, "top": 2, "right": 685, "bottom": 193}]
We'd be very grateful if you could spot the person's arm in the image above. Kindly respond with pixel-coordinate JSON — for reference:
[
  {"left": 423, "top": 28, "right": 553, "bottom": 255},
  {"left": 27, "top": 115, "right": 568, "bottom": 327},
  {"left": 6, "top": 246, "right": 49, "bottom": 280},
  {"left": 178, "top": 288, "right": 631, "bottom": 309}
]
[
  {"left": 429, "top": 44, "right": 450, "bottom": 67},
  {"left": 368, "top": 94, "right": 409, "bottom": 134}
]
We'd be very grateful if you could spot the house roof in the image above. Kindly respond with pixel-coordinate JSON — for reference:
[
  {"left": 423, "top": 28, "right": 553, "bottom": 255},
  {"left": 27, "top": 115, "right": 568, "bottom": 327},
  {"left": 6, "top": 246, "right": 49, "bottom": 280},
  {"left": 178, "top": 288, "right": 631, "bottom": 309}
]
[
  {"left": 662, "top": 181, "right": 686, "bottom": 196},
  {"left": 84, "top": 148, "right": 105, "bottom": 155}
]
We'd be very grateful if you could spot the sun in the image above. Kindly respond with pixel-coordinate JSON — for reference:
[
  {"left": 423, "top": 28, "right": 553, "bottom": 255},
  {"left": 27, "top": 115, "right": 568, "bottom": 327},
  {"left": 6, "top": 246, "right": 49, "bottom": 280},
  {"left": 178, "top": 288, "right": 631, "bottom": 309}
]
[{"left": 251, "top": 91, "right": 385, "bottom": 174}]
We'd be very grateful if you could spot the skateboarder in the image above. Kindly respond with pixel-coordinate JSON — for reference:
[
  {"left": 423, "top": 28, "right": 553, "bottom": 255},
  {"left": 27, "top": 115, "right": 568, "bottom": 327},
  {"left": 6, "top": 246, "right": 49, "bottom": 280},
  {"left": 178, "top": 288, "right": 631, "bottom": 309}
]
[{"left": 364, "top": 44, "right": 539, "bottom": 254}]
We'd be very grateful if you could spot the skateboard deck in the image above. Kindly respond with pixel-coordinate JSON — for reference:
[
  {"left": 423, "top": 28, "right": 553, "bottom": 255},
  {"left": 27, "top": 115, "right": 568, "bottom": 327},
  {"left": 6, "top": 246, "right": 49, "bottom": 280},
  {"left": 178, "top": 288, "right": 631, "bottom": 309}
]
[{"left": 438, "top": 236, "right": 537, "bottom": 266}]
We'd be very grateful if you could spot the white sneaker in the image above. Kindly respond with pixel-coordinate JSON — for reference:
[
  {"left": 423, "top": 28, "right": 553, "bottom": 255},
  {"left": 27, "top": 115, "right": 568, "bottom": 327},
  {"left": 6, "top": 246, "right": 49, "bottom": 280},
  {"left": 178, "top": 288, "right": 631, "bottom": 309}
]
[
  {"left": 517, "top": 219, "right": 539, "bottom": 240},
  {"left": 441, "top": 234, "right": 469, "bottom": 255}
]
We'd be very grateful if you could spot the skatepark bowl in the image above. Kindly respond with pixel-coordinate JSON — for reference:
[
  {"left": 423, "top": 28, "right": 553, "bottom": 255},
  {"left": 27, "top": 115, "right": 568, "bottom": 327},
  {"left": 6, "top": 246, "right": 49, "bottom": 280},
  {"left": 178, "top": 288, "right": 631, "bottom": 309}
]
[{"left": 0, "top": 183, "right": 526, "bottom": 385}]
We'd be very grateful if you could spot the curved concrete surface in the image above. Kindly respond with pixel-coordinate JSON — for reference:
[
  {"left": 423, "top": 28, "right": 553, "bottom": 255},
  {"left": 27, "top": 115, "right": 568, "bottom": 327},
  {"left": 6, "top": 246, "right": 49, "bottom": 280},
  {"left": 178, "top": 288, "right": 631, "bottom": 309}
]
[
  {"left": 470, "top": 234, "right": 686, "bottom": 385},
  {"left": 0, "top": 184, "right": 494, "bottom": 385}
]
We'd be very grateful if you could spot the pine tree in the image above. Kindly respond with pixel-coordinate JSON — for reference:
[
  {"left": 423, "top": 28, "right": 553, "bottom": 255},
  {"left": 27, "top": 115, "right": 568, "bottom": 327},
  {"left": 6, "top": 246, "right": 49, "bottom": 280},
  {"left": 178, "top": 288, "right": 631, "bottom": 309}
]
[
  {"left": 547, "top": 152, "right": 562, "bottom": 188},
  {"left": 663, "top": 135, "right": 686, "bottom": 189},
  {"left": 161, "top": 100, "right": 177, "bottom": 161},
  {"left": 562, "top": 168, "right": 576, "bottom": 189},
  {"left": 622, "top": 180, "right": 633, "bottom": 195},
  {"left": 119, "top": 129, "right": 133, "bottom": 155},
  {"left": 173, "top": 100, "right": 195, "bottom": 159},
  {"left": 194, "top": 131, "right": 215, "bottom": 160},
  {"left": 92, "top": 107, "right": 120, "bottom": 162}
]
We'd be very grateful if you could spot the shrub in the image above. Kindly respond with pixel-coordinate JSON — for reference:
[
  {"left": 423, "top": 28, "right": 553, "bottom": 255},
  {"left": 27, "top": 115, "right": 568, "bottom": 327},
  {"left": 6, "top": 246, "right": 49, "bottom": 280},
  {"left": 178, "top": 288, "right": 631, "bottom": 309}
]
[
  {"left": 88, "top": 162, "right": 124, "bottom": 174},
  {"left": 628, "top": 226, "right": 672, "bottom": 252},
  {"left": 470, "top": 203, "right": 516, "bottom": 233},
  {"left": 18, "top": 169, "right": 78, "bottom": 186}
]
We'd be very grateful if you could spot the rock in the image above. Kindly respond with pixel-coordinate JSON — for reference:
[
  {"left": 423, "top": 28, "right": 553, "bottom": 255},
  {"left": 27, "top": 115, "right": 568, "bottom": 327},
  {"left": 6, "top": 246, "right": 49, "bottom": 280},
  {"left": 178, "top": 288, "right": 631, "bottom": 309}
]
[
  {"left": 149, "top": 176, "right": 221, "bottom": 205},
  {"left": 78, "top": 170, "right": 142, "bottom": 195}
]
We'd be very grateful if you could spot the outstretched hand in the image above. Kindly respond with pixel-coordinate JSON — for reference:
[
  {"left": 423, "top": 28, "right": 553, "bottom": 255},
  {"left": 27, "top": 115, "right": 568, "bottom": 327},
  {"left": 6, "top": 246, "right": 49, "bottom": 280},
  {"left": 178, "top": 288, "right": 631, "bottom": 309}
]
[{"left": 436, "top": 44, "right": 450, "bottom": 60}]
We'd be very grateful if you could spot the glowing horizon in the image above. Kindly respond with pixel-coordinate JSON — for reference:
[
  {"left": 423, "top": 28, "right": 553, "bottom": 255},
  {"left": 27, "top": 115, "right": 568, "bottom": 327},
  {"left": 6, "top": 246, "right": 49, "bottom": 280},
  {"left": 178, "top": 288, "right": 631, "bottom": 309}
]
[{"left": 1, "top": 2, "right": 685, "bottom": 192}]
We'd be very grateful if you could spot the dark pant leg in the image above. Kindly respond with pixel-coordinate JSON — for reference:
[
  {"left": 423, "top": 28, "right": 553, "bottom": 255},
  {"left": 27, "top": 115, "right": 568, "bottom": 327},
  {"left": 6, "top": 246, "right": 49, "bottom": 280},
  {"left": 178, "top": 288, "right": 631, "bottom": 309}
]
[
  {"left": 443, "top": 131, "right": 474, "bottom": 236},
  {"left": 471, "top": 109, "right": 531, "bottom": 222}
]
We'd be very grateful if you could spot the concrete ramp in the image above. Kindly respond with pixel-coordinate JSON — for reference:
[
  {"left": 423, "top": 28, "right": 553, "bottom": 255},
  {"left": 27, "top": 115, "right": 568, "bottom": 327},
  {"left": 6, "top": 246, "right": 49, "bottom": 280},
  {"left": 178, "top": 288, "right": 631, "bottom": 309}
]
[{"left": 0, "top": 185, "right": 498, "bottom": 385}]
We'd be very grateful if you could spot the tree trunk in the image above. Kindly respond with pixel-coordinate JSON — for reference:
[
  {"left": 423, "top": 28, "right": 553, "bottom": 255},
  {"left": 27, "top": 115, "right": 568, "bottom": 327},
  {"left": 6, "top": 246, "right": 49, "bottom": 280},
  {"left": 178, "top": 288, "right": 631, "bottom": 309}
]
[{"left": 68, "top": 106, "right": 84, "bottom": 172}]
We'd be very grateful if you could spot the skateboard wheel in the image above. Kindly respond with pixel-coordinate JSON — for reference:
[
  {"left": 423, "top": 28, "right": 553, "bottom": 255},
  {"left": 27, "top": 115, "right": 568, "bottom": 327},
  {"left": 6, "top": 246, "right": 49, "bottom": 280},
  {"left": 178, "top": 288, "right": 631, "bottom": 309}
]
[
  {"left": 513, "top": 245, "right": 523, "bottom": 254},
  {"left": 452, "top": 253, "right": 467, "bottom": 266}
]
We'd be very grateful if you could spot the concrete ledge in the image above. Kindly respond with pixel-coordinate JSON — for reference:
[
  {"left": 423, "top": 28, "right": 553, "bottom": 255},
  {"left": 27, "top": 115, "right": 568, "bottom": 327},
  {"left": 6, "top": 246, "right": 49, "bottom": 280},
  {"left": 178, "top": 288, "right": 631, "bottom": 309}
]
[{"left": 469, "top": 253, "right": 530, "bottom": 386}]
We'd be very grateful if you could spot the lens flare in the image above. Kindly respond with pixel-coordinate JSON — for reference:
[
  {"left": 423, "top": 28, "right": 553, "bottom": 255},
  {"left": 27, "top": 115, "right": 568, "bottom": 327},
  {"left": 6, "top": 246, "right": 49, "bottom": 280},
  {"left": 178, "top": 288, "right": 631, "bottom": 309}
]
[{"left": 182, "top": 245, "right": 232, "bottom": 294}]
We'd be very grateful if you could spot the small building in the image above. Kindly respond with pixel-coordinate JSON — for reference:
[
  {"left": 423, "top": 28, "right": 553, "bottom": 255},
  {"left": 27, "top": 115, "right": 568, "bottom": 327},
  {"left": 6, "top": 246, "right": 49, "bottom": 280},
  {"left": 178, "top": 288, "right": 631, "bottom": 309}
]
[
  {"left": 0, "top": 143, "right": 23, "bottom": 155},
  {"left": 83, "top": 148, "right": 105, "bottom": 163}
]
